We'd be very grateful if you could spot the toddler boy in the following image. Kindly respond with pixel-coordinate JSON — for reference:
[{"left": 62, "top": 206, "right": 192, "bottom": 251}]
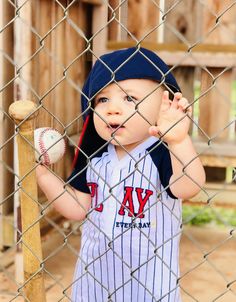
[{"left": 36, "top": 47, "right": 205, "bottom": 301}]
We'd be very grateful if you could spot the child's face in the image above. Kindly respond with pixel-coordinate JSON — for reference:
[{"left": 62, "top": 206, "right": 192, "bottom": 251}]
[{"left": 93, "top": 79, "right": 163, "bottom": 154}]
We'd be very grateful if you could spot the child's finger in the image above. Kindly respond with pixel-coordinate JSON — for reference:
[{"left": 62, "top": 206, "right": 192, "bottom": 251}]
[
  {"left": 185, "top": 105, "right": 192, "bottom": 117},
  {"left": 171, "top": 92, "right": 182, "bottom": 109},
  {"left": 177, "top": 97, "right": 192, "bottom": 116},
  {"left": 160, "top": 91, "right": 170, "bottom": 111},
  {"left": 178, "top": 97, "right": 189, "bottom": 110}
]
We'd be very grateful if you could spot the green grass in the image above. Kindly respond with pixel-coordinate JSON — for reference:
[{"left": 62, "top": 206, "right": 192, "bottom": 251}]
[{"left": 182, "top": 204, "right": 236, "bottom": 227}]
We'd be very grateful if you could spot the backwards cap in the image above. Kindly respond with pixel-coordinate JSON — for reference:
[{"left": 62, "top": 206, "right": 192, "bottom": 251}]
[{"left": 70, "top": 47, "right": 180, "bottom": 173}]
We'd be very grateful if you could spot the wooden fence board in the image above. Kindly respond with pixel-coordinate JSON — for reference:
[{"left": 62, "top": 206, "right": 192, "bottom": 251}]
[
  {"left": 64, "top": 3, "right": 88, "bottom": 176},
  {"left": 201, "top": 0, "right": 236, "bottom": 45},
  {"left": 92, "top": 3, "right": 109, "bottom": 59},
  {"left": 127, "top": 0, "right": 160, "bottom": 41},
  {"left": 190, "top": 182, "right": 236, "bottom": 206},
  {"left": 199, "top": 68, "right": 232, "bottom": 141},
  {"left": 0, "top": 0, "right": 15, "bottom": 250},
  {"left": 199, "top": 0, "right": 236, "bottom": 141},
  {"left": 106, "top": 41, "right": 236, "bottom": 67},
  {"left": 51, "top": 3, "right": 67, "bottom": 179},
  {"left": 164, "top": 0, "right": 200, "bottom": 135},
  {"left": 108, "top": 0, "right": 120, "bottom": 41},
  {"left": 194, "top": 140, "right": 236, "bottom": 168},
  {"left": 35, "top": 0, "right": 54, "bottom": 128}
]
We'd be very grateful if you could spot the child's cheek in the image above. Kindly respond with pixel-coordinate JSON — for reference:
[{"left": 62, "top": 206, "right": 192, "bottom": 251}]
[{"left": 137, "top": 103, "right": 158, "bottom": 125}]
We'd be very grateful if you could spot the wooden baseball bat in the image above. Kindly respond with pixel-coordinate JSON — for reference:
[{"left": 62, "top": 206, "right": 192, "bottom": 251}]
[{"left": 9, "top": 100, "right": 46, "bottom": 302}]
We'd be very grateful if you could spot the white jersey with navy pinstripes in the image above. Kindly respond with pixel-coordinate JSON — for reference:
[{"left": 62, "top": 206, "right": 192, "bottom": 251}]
[{"left": 70, "top": 136, "right": 182, "bottom": 302}]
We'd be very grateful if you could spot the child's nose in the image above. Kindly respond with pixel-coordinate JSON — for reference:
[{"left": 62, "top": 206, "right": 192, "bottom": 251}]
[{"left": 107, "top": 100, "right": 122, "bottom": 115}]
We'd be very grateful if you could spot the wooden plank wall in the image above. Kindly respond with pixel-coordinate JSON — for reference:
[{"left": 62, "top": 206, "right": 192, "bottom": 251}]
[
  {"left": 199, "top": 0, "right": 236, "bottom": 142},
  {"left": 33, "top": 0, "right": 88, "bottom": 178},
  {"left": 163, "top": 0, "right": 200, "bottom": 117},
  {"left": 1, "top": 0, "right": 91, "bottom": 249},
  {"left": 108, "top": 0, "right": 160, "bottom": 42},
  {"left": 0, "top": 0, "right": 15, "bottom": 249},
  {"left": 127, "top": 0, "right": 160, "bottom": 41}
]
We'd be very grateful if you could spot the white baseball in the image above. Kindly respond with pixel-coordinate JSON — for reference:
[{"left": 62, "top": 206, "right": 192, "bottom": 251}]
[{"left": 34, "top": 127, "right": 66, "bottom": 165}]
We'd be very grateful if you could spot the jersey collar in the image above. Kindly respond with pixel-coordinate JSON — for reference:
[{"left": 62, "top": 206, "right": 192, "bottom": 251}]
[{"left": 108, "top": 136, "right": 158, "bottom": 166}]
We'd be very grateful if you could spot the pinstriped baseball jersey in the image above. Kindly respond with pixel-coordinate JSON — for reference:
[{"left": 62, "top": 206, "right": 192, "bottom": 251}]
[{"left": 69, "top": 137, "right": 182, "bottom": 302}]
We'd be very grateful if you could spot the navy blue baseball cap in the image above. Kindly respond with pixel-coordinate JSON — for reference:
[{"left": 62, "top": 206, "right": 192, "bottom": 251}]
[
  {"left": 81, "top": 47, "right": 180, "bottom": 120},
  {"left": 69, "top": 47, "right": 180, "bottom": 177}
]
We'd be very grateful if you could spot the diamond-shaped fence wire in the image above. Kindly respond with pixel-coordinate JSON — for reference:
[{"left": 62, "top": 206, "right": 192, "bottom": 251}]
[{"left": 0, "top": 0, "right": 236, "bottom": 301}]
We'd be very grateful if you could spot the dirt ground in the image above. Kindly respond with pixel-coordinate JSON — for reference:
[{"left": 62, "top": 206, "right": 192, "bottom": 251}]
[{"left": 1, "top": 225, "right": 236, "bottom": 302}]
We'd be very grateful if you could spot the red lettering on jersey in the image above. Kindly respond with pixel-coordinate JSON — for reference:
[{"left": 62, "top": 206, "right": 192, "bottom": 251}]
[
  {"left": 135, "top": 188, "right": 153, "bottom": 218},
  {"left": 118, "top": 186, "right": 153, "bottom": 218},
  {"left": 87, "top": 182, "right": 103, "bottom": 212},
  {"left": 118, "top": 187, "right": 135, "bottom": 217}
]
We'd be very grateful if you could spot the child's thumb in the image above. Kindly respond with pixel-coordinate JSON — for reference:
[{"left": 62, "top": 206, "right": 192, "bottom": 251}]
[{"left": 149, "top": 125, "right": 161, "bottom": 137}]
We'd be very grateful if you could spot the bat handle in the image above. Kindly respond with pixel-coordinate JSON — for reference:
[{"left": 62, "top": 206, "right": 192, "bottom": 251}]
[
  {"left": 9, "top": 100, "right": 37, "bottom": 130},
  {"left": 9, "top": 100, "right": 47, "bottom": 302}
]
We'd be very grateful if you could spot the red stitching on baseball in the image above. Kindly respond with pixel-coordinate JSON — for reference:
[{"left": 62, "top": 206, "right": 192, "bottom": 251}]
[
  {"left": 37, "top": 128, "right": 65, "bottom": 165},
  {"left": 38, "top": 128, "right": 51, "bottom": 165},
  {"left": 52, "top": 128, "right": 66, "bottom": 156}
]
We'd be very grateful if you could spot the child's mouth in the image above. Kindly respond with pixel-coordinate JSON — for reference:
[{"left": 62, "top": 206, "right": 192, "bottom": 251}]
[{"left": 108, "top": 124, "right": 125, "bottom": 131}]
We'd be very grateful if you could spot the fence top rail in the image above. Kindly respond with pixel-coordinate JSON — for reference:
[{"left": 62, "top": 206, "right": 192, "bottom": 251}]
[
  {"left": 107, "top": 41, "right": 236, "bottom": 53},
  {"left": 106, "top": 42, "right": 236, "bottom": 67},
  {"left": 193, "top": 140, "right": 236, "bottom": 157}
]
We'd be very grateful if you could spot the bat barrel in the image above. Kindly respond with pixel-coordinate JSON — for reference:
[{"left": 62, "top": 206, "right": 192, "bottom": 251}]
[{"left": 9, "top": 100, "right": 46, "bottom": 302}]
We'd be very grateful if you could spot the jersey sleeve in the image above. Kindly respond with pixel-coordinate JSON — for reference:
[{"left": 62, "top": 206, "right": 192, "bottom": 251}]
[
  {"left": 148, "top": 141, "right": 177, "bottom": 199},
  {"left": 67, "top": 167, "right": 90, "bottom": 194},
  {"left": 158, "top": 145, "right": 177, "bottom": 199}
]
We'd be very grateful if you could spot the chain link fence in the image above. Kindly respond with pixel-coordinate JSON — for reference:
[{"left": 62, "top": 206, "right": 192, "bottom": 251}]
[{"left": 1, "top": 0, "right": 236, "bottom": 301}]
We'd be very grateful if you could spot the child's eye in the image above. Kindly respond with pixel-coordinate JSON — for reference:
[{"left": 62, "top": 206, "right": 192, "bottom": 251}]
[
  {"left": 96, "top": 97, "right": 109, "bottom": 104},
  {"left": 125, "top": 95, "right": 137, "bottom": 103}
]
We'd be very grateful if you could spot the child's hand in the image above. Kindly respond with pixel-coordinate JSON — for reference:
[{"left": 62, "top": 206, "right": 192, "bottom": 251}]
[
  {"left": 149, "top": 91, "right": 192, "bottom": 145},
  {"left": 35, "top": 164, "right": 50, "bottom": 183}
]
